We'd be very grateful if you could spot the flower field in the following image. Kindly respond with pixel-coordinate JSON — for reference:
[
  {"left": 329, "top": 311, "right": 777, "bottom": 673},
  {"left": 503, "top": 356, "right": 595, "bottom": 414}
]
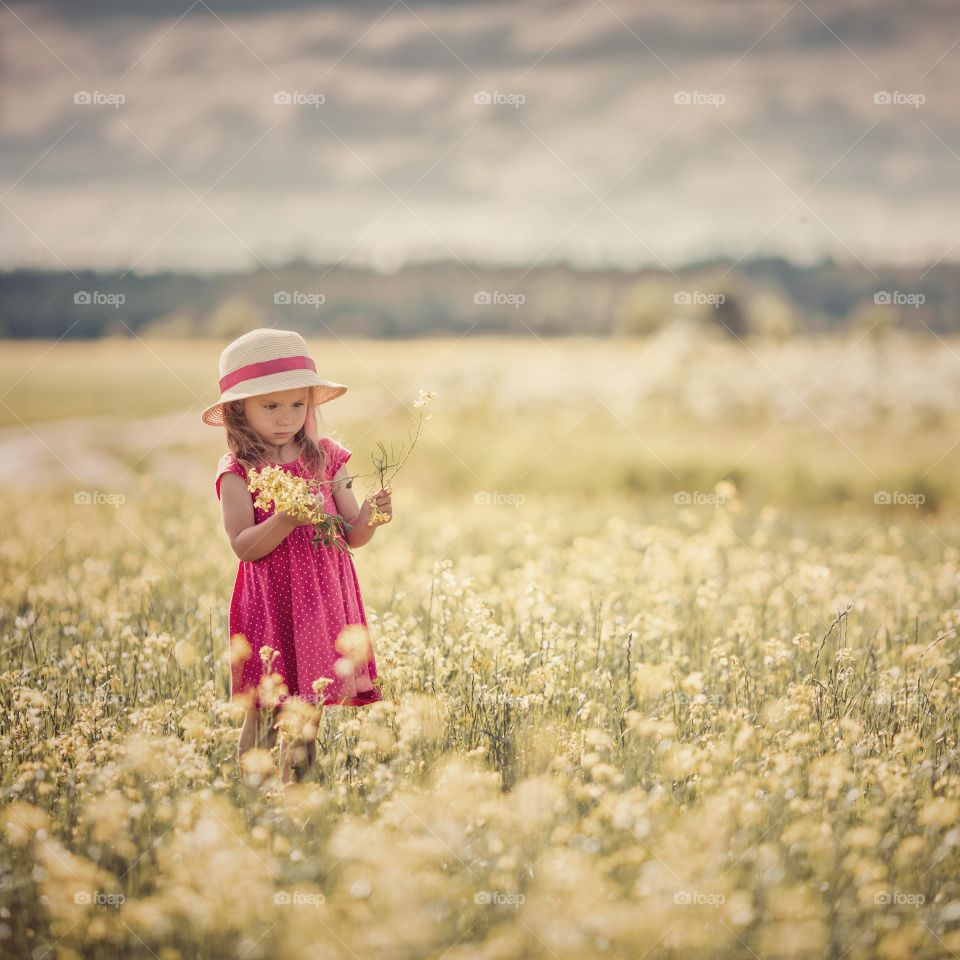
[{"left": 2, "top": 332, "right": 960, "bottom": 959}]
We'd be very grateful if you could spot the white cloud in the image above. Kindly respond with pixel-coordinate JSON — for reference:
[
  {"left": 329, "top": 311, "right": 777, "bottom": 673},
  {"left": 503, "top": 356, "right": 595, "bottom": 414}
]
[{"left": 0, "top": 0, "right": 957, "bottom": 270}]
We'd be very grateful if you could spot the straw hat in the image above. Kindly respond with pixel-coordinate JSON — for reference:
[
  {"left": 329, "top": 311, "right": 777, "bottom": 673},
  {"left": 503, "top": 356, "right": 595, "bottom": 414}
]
[{"left": 200, "top": 328, "right": 347, "bottom": 426}]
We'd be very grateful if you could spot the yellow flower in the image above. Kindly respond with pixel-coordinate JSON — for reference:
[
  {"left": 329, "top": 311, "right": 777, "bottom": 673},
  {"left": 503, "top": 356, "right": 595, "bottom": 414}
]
[
  {"left": 633, "top": 662, "right": 673, "bottom": 701},
  {"left": 240, "top": 748, "right": 275, "bottom": 777},
  {"left": 919, "top": 798, "right": 960, "bottom": 828},
  {"left": 173, "top": 639, "right": 198, "bottom": 670},
  {"left": 247, "top": 465, "right": 322, "bottom": 522},
  {"left": 334, "top": 657, "right": 356, "bottom": 678},
  {"left": 259, "top": 645, "right": 280, "bottom": 669},
  {"left": 336, "top": 624, "right": 372, "bottom": 664},
  {"left": 2, "top": 801, "right": 49, "bottom": 847},
  {"left": 230, "top": 632, "right": 252, "bottom": 666},
  {"left": 247, "top": 465, "right": 351, "bottom": 552},
  {"left": 413, "top": 389, "right": 438, "bottom": 409}
]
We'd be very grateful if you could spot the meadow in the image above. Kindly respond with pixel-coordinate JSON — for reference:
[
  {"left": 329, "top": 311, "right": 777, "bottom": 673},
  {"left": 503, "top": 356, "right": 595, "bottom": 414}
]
[{"left": 2, "top": 328, "right": 960, "bottom": 959}]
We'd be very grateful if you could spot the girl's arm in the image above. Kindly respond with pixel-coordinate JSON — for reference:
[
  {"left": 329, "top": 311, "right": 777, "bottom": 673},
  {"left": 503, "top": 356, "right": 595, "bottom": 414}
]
[{"left": 219, "top": 471, "right": 304, "bottom": 562}]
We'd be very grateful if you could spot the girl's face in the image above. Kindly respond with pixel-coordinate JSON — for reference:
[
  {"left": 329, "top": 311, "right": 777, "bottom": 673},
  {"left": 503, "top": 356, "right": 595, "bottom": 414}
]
[{"left": 243, "top": 388, "right": 309, "bottom": 445}]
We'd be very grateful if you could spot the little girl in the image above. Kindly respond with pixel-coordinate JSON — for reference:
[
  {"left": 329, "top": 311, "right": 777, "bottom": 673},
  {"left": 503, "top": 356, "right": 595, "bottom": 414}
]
[{"left": 202, "top": 327, "right": 392, "bottom": 785}]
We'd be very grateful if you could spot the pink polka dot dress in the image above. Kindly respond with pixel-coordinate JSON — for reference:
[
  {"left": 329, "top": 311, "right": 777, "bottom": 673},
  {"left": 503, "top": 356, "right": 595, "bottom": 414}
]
[{"left": 215, "top": 436, "right": 383, "bottom": 710}]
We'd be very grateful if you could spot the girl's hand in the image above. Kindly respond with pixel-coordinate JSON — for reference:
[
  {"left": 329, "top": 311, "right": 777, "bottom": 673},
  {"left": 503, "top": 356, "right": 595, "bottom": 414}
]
[
  {"left": 359, "top": 487, "right": 393, "bottom": 527},
  {"left": 277, "top": 490, "right": 328, "bottom": 528},
  {"left": 276, "top": 505, "right": 318, "bottom": 528}
]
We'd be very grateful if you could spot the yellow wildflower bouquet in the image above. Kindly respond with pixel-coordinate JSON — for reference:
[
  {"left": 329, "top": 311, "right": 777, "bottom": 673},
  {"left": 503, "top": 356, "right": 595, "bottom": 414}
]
[
  {"left": 246, "top": 389, "right": 439, "bottom": 551},
  {"left": 246, "top": 465, "right": 353, "bottom": 555}
]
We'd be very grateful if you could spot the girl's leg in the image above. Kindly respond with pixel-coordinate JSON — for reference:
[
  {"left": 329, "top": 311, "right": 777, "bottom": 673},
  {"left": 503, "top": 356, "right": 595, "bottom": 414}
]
[
  {"left": 286, "top": 736, "right": 316, "bottom": 782},
  {"left": 269, "top": 706, "right": 299, "bottom": 785},
  {"left": 295, "top": 706, "right": 321, "bottom": 779},
  {"left": 263, "top": 707, "right": 279, "bottom": 750},
  {"left": 238, "top": 706, "right": 300, "bottom": 785},
  {"left": 237, "top": 707, "right": 260, "bottom": 763},
  {"left": 282, "top": 707, "right": 320, "bottom": 782},
  {"left": 243, "top": 704, "right": 320, "bottom": 784},
  {"left": 237, "top": 706, "right": 281, "bottom": 762}
]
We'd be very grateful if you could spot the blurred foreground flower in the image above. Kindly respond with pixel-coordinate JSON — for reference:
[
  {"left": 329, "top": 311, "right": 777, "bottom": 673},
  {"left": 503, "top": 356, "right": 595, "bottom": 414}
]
[
  {"left": 336, "top": 623, "right": 373, "bottom": 665},
  {"left": 634, "top": 662, "right": 674, "bottom": 701},
  {"left": 173, "top": 639, "right": 198, "bottom": 670},
  {"left": 2, "top": 801, "right": 49, "bottom": 846},
  {"left": 240, "top": 747, "right": 276, "bottom": 788}
]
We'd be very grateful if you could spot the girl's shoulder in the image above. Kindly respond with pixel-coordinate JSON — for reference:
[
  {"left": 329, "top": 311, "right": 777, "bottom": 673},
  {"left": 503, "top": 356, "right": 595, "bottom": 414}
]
[
  {"left": 216, "top": 450, "right": 248, "bottom": 476},
  {"left": 319, "top": 436, "right": 353, "bottom": 480},
  {"left": 317, "top": 436, "right": 341, "bottom": 458},
  {"left": 215, "top": 451, "right": 249, "bottom": 500}
]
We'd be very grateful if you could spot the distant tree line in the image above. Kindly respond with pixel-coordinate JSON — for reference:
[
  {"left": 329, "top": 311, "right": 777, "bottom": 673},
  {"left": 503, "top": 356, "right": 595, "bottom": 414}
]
[{"left": 0, "top": 255, "right": 957, "bottom": 340}]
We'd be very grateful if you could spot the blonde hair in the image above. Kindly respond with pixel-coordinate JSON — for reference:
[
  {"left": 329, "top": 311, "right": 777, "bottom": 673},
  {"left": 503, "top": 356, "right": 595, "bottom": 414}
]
[{"left": 223, "top": 398, "right": 328, "bottom": 479}]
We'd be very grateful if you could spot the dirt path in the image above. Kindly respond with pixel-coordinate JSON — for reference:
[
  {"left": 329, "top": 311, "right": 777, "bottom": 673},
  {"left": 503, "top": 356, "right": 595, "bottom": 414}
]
[{"left": 0, "top": 411, "right": 214, "bottom": 495}]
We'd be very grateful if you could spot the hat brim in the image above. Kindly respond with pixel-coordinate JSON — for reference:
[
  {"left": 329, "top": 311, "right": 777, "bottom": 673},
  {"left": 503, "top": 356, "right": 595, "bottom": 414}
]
[{"left": 201, "top": 380, "right": 347, "bottom": 426}]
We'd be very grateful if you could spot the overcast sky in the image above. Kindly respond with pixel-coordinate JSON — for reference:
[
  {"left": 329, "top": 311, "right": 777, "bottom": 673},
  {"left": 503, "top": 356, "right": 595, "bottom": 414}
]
[{"left": 2, "top": 0, "right": 958, "bottom": 273}]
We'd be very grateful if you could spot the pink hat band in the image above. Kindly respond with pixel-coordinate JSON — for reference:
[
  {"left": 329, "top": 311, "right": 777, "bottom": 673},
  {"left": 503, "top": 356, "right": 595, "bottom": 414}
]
[
  {"left": 200, "top": 328, "right": 348, "bottom": 426},
  {"left": 219, "top": 355, "right": 317, "bottom": 392}
]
